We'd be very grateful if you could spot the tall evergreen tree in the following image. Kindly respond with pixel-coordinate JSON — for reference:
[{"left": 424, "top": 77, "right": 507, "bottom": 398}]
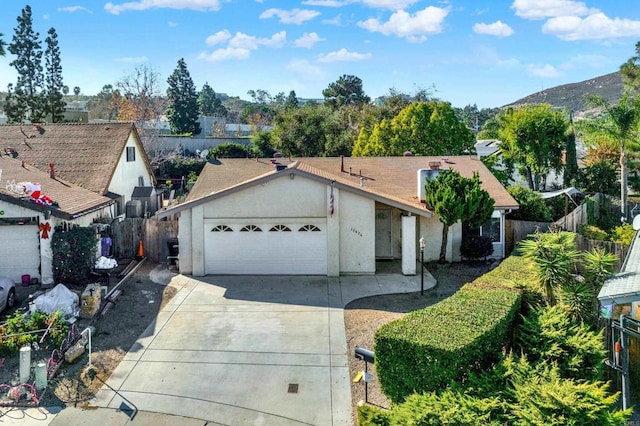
[
  {"left": 167, "top": 58, "right": 201, "bottom": 135},
  {"left": 285, "top": 90, "right": 298, "bottom": 110},
  {"left": 563, "top": 112, "right": 579, "bottom": 187},
  {"left": 424, "top": 170, "right": 495, "bottom": 263},
  {"left": 0, "top": 33, "right": 6, "bottom": 56},
  {"left": 198, "top": 82, "right": 227, "bottom": 117},
  {"left": 44, "top": 28, "right": 65, "bottom": 123},
  {"left": 8, "top": 5, "right": 44, "bottom": 122}
]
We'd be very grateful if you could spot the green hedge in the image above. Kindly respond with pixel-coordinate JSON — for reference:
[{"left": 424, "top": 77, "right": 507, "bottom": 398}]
[
  {"left": 375, "top": 284, "right": 521, "bottom": 403},
  {"left": 374, "top": 255, "right": 535, "bottom": 404}
]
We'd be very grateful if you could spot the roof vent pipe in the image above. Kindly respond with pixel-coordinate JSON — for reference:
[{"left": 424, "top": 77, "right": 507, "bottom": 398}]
[
  {"left": 360, "top": 177, "right": 364, "bottom": 187},
  {"left": 49, "top": 162, "right": 55, "bottom": 179}
]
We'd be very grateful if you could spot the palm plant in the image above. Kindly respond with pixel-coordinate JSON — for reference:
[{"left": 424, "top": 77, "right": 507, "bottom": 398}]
[
  {"left": 576, "top": 94, "right": 640, "bottom": 220},
  {"left": 520, "top": 231, "right": 581, "bottom": 305}
]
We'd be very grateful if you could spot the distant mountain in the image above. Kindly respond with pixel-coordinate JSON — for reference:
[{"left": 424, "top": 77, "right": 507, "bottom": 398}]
[{"left": 504, "top": 71, "right": 624, "bottom": 117}]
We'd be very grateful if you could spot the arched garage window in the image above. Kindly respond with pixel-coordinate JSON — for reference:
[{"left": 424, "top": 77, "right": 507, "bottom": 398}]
[
  {"left": 240, "top": 225, "right": 262, "bottom": 232},
  {"left": 269, "top": 225, "right": 291, "bottom": 232},
  {"left": 211, "top": 225, "right": 233, "bottom": 232},
  {"left": 299, "top": 225, "right": 320, "bottom": 232}
]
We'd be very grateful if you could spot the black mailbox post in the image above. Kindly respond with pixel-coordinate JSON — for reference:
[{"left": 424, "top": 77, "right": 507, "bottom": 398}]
[{"left": 354, "top": 346, "right": 375, "bottom": 403}]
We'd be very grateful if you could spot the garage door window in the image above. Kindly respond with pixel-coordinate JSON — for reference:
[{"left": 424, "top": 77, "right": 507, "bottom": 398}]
[
  {"left": 211, "top": 225, "right": 233, "bottom": 232},
  {"left": 240, "top": 225, "right": 262, "bottom": 232},
  {"left": 269, "top": 225, "right": 291, "bottom": 232},
  {"left": 299, "top": 225, "right": 321, "bottom": 232}
]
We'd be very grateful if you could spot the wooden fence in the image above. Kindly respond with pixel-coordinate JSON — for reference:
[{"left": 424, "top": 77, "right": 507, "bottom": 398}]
[{"left": 110, "top": 217, "right": 178, "bottom": 263}]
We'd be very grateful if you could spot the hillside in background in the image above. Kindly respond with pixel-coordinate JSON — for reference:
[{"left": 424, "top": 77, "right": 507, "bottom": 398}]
[{"left": 504, "top": 71, "right": 624, "bottom": 117}]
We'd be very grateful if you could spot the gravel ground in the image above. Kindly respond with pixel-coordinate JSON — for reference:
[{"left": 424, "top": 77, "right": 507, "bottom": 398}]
[
  {"left": 0, "top": 260, "right": 179, "bottom": 409},
  {"left": 344, "top": 260, "right": 498, "bottom": 424}
]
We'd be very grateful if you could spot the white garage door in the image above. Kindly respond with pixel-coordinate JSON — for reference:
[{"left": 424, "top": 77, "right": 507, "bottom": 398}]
[
  {"left": 0, "top": 225, "right": 40, "bottom": 283},
  {"left": 204, "top": 219, "right": 327, "bottom": 275}
]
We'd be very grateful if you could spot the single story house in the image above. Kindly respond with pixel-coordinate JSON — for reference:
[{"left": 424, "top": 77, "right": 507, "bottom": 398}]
[
  {"left": 0, "top": 155, "right": 115, "bottom": 285},
  {"left": 158, "top": 156, "right": 518, "bottom": 277},
  {"left": 0, "top": 122, "right": 156, "bottom": 216}
]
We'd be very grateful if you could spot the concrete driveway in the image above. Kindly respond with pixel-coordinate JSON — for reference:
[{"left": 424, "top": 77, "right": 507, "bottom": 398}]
[{"left": 44, "top": 270, "right": 432, "bottom": 426}]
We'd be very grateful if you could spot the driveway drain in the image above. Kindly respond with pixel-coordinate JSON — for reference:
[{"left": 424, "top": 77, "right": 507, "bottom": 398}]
[{"left": 288, "top": 383, "right": 299, "bottom": 394}]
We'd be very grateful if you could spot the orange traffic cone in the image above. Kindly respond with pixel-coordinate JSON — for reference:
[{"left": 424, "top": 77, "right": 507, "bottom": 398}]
[{"left": 136, "top": 239, "right": 144, "bottom": 260}]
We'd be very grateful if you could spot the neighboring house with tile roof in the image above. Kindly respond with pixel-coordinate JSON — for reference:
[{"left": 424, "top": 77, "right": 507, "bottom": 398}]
[
  {"left": 0, "top": 156, "right": 116, "bottom": 285},
  {"left": 0, "top": 122, "right": 156, "bottom": 216},
  {"left": 158, "top": 155, "right": 518, "bottom": 277}
]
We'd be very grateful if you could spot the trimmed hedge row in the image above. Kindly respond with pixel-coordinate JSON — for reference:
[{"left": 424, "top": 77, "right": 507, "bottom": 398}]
[{"left": 374, "top": 255, "right": 535, "bottom": 404}]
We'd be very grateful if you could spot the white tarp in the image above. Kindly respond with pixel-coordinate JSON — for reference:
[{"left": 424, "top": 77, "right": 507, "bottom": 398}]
[{"left": 34, "top": 284, "right": 79, "bottom": 317}]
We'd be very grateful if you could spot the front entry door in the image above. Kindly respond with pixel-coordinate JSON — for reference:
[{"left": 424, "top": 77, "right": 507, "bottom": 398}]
[{"left": 375, "top": 210, "right": 393, "bottom": 258}]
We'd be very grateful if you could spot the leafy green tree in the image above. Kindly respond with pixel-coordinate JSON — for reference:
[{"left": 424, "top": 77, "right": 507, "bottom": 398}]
[
  {"left": 620, "top": 40, "right": 640, "bottom": 94},
  {"left": 62, "top": 85, "right": 69, "bottom": 95},
  {"left": 579, "top": 161, "right": 618, "bottom": 195},
  {"left": 43, "top": 28, "right": 65, "bottom": 123},
  {"left": 481, "top": 154, "right": 512, "bottom": 187},
  {"left": 424, "top": 170, "right": 495, "bottom": 263},
  {"left": 0, "top": 32, "right": 6, "bottom": 56},
  {"left": 198, "top": 82, "right": 227, "bottom": 117},
  {"left": 250, "top": 130, "right": 276, "bottom": 158},
  {"left": 353, "top": 101, "right": 475, "bottom": 156},
  {"left": 272, "top": 102, "right": 330, "bottom": 157},
  {"left": 8, "top": 5, "right": 44, "bottom": 122},
  {"left": 495, "top": 104, "right": 569, "bottom": 191},
  {"left": 576, "top": 94, "right": 640, "bottom": 219},
  {"left": 73, "top": 86, "right": 80, "bottom": 98},
  {"left": 506, "top": 185, "right": 552, "bottom": 222},
  {"left": 284, "top": 90, "right": 298, "bottom": 110},
  {"left": 166, "top": 58, "right": 201, "bottom": 135},
  {"left": 87, "top": 84, "right": 117, "bottom": 120},
  {"left": 477, "top": 117, "right": 501, "bottom": 140},
  {"left": 322, "top": 74, "right": 370, "bottom": 109}
]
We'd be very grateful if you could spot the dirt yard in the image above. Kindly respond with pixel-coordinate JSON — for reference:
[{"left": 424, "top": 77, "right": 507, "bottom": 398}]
[
  {"left": 344, "top": 261, "right": 498, "bottom": 424},
  {"left": 0, "top": 260, "right": 179, "bottom": 408}
]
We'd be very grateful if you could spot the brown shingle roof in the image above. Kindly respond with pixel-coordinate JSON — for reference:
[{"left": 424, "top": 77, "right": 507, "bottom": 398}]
[
  {"left": 0, "top": 156, "right": 114, "bottom": 219},
  {"left": 0, "top": 123, "right": 145, "bottom": 195},
  {"left": 182, "top": 156, "right": 518, "bottom": 214}
]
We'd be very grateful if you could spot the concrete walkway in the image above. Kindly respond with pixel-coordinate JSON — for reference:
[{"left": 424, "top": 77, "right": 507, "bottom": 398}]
[{"left": 11, "top": 268, "right": 435, "bottom": 425}]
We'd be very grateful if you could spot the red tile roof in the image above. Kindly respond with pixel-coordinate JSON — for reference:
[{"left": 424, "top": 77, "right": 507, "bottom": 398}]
[{"left": 0, "top": 123, "right": 150, "bottom": 195}]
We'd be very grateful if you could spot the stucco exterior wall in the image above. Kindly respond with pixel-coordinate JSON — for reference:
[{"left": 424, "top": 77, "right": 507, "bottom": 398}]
[
  {"left": 202, "top": 174, "right": 326, "bottom": 218},
  {"left": 419, "top": 216, "right": 462, "bottom": 262},
  {"left": 109, "top": 133, "right": 153, "bottom": 205},
  {"left": 339, "top": 190, "right": 375, "bottom": 274}
]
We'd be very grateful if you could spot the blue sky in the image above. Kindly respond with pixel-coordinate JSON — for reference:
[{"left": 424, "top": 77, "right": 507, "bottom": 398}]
[{"left": 1, "top": 0, "right": 639, "bottom": 108}]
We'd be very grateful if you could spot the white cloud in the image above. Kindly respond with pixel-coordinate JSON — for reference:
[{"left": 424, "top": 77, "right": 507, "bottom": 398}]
[
  {"left": 105, "top": 0, "right": 227, "bottom": 15},
  {"left": 543, "top": 13, "right": 640, "bottom": 41},
  {"left": 198, "top": 47, "right": 251, "bottom": 61},
  {"left": 323, "top": 14, "right": 343, "bottom": 25},
  {"left": 294, "top": 32, "right": 325, "bottom": 48},
  {"left": 359, "top": 0, "right": 420, "bottom": 10},
  {"left": 286, "top": 59, "right": 325, "bottom": 80},
  {"left": 302, "top": 0, "right": 346, "bottom": 6},
  {"left": 317, "top": 48, "right": 371, "bottom": 62},
  {"left": 259, "top": 8, "right": 321, "bottom": 25},
  {"left": 558, "top": 54, "right": 608, "bottom": 70},
  {"left": 357, "top": 6, "right": 449, "bottom": 40},
  {"left": 58, "top": 6, "right": 92, "bottom": 13},
  {"left": 526, "top": 64, "right": 561, "bottom": 78},
  {"left": 261, "top": 31, "right": 287, "bottom": 48},
  {"left": 168, "top": 21, "right": 178, "bottom": 27},
  {"left": 206, "top": 30, "right": 232, "bottom": 46},
  {"left": 473, "top": 20, "right": 514, "bottom": 37},
  {"left": 117, "top": 56, "right": 149, "bottom": 63},
  {"left": 227, "top": 31, "right": 286, "bottom": 49},
  {"left": 511, "top": 0, "right": 591, "bottom": 20}
]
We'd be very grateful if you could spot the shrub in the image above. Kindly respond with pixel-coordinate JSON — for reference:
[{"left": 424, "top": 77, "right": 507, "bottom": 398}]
[
  {"left": 460, "top": 235, "right": 494, "bottom": 260},
  {"left": 51, "top": 226, "right": 96, "bottom": 284},
  {"left": 506, "top": 185, "right": 551, "bottom": 222},
  {"left": 208, "top": 142, "right": 251, "bottom": 158},
  {"left": 611, "top": 224, "right": 635, "bottom": 246},
  {"left": 578, "top": 224, "right": 608, "bottom": 241},
  {"left": 0, "top": 311, "right": 69, "bottom": 354},
  {"left": 375, "top": 284, "right": 521, "bottom": 403}
]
